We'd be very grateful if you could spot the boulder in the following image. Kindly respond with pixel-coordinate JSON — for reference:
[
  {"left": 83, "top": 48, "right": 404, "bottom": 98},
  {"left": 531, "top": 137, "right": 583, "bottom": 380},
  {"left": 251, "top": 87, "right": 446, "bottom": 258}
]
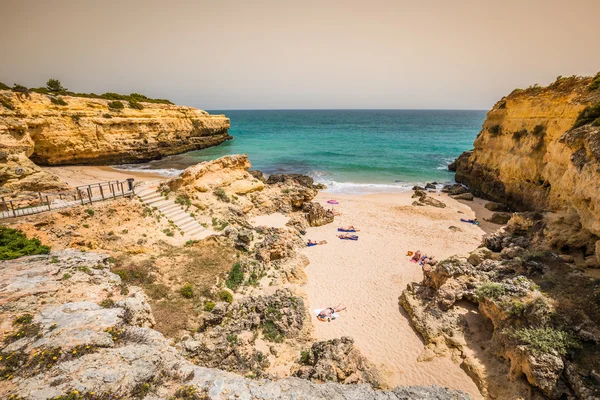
[
  {"left": 442, "top": 183, "right": 470, "bottom": 195},
  {"left": 304, "top": 202, "right": 334, "bottom": 227},
  {"left": 267, "top": 174, "right": 314, "bottom": 188},
  {"left": 467, "top": 247, "right": 493, "bottom": 266},
  {"left": 425, "top": 183, "right": 436, "bottom": 189},
  {"left": 486, "top": 212, "right": 513, "bottom": 225},
  {"left": 485, "top": 202, "right": 510, "bottom": 212},
  {"left": 453, "top": 193, "right": 473, "bottom": 201}
]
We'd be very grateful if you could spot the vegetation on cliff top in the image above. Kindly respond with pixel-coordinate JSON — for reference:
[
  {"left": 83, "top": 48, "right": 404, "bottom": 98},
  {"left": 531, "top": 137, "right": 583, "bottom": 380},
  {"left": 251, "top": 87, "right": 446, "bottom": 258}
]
[
  {"left": 1, "top": 78, "right": 172, "bottom": 105},
  {"left": 0, "top": 227, "right": 50, "bottom": 260},
  {"left": 510, "top": 74, "right": 597, "bottom": 98},
  {"left": 572, "top": 102, "right": 600, "bottom": 129},
  {"left": 510, "top": 327, "right": 581, "bottom": 356}
]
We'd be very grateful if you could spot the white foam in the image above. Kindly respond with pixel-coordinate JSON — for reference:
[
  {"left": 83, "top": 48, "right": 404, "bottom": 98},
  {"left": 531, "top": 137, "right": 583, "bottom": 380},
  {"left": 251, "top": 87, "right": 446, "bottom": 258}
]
[
  {"left": 112, "top": 165, "right": 183, "bottom": 177},
  {"left": 317, "top": 180, "right": 415, "bottom": 195}
]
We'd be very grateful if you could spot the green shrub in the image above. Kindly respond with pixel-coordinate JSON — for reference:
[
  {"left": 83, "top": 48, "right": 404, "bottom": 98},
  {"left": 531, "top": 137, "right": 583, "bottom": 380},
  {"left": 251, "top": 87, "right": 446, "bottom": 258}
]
[
  {"left": 129, "top": 99, "right": 144, "bottom": 110},
  {"left": 225, "top": 263, "right": 244, "bottom": 291},
  {"left": 0, "top": 81, "right": 10, "bottom": 90},
  {"left": 107, "top": 100, "right": 124, "bottom": 110},
  {"left": 180, "top": 283, "right": 194, "bottom": 298},
  {"left": 299, "top": 349, "right": 311, "bottom": 364},
  {"left": 12, "top": 84, "right": 30, "bottom": 96},
  {"left": 70, "top": 114, "right": 83, "bottom": 124},
  {"left": 218, "top": 290, "right": 233, "bottom": 303},
  {"left": 204, "top": 301, "right": 216, "bottom": 311},
  {"left": 488, "top": 124, "right": 502, "bottom": 136},
  {"left": 84, "top": 209, "right": 95, "bottom": 216},
  {"left": 510, "top": 327, "right": 581, "bottom": 356},
  {"left": 146, "top": 283, "right": 170, "bottom": 300},
  {"left": 175, "top": 195, "right": 192, "bottom": 207},
  {"left": 171, "top": 385, "right": 205, "bottom": 400},
  {"left": 62, "top": 273, "right": 71, "bottom": 280},
  {"left": 573, "top": 102, "right": 600, "bottom": 129},
  {"left": 589, "top": 72, "right": 600, "bottom": 91},
  {"left": 50, "top": 96, "right": 67, "bottom": 106},
  {"left": 46, "top": 79, "right": 67, "bottom": 94},
  {"left": 476, "top": 282, "right": 505, "bottom": 300},
  {"left": 99, "top": 298, "right": 116, "bottom": 308},
  {"left": 261, "top": 320, "right": 284, "bottom": 343},
  {"left": 0, "top": 227, "right": 50, "bottom": 260},
  {"left": 103, "top": 113, "right": 113, "bottom": 118},
  {"left": 0, "top": 97, "right": 15, "bottom": 110},
  {"left": 213, "top": 188, "right": 230, "bottom": 202},
  {"left": 163, "top": 229, "right": 174, "bottom": 237}
]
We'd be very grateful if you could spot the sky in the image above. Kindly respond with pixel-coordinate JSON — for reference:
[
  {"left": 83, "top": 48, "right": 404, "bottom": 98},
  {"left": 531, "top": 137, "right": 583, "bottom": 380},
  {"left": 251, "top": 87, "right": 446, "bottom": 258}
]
[{"left": 1, "top": 0, "right": 599, "bottom": 110}]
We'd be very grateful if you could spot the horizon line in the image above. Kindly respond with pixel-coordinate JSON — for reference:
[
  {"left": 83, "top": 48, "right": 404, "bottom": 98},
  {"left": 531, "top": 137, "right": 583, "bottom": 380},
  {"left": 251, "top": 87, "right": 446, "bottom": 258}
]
[{"left": 205, "top": 108, "right": 488, "bottom": 112}]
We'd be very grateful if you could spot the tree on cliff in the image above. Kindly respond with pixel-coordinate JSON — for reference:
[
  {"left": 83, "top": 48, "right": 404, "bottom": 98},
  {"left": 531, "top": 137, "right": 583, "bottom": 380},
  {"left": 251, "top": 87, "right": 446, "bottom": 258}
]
[{"left": 46, "top": 79, "right": 67, "bottom": 94}]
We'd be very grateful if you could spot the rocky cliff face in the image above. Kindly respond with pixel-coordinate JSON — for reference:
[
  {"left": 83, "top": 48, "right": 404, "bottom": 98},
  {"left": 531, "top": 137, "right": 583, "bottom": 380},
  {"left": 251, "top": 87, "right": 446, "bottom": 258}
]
[
  {"left": 454, "top": 75, "right": 600, "bottom": 238},
  {"left": 0, "top": 90, "right": 230, "bottom": 190}
]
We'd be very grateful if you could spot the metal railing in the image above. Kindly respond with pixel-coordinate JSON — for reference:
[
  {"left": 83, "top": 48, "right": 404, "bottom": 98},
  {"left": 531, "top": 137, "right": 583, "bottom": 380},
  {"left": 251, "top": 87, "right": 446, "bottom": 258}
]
[{"left": 0, "top": 178, "right": 135, "bottom": 219}]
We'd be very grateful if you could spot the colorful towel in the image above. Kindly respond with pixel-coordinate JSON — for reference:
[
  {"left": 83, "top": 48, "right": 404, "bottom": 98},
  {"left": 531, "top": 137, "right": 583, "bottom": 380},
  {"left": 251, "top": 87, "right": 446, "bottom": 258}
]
[
  {"left": 460, "top": 218, "right": 480, "bottom": 225},
  {"left": 327, "top": 200, "right": 339, "bottom": 204},
  {"left": 338, "top": 228, "right": 357, "bottom": 232},
  {"left": 313, "top": 308, "right": 340, "bottom": 321},
  {"left": 338, "top": 236, "right": 358, "bottom": 241}
]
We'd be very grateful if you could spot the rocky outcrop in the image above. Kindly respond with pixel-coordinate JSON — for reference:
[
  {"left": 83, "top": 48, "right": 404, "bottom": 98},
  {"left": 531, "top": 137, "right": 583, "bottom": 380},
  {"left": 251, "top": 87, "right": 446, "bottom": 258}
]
[
  {"left": 0, "top": 250, "right": 468, "bottom": 399},
  {"left": 400, "top": 213, "right": 600, "bottom": 399},
  {"left": 304, "top": 202, "right": 335, "bottom": 227},
  {"left": 0, "top": 89, "right": 230, "bottom": 190},
  {"left": 294, "top": 337, "right": 381, "bottom": 386},
  {"left": 453, "top": 75, "right": 600, "bottom": 239}
]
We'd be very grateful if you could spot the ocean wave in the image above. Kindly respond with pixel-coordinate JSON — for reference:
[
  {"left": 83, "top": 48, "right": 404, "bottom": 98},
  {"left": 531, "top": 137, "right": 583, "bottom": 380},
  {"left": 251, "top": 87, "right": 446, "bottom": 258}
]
[
  {"left": 315, "top": 179, "right": 416, "bottom": 195},
  {"left": 112, "top": 165, "right": 183, "bottom": 177}
]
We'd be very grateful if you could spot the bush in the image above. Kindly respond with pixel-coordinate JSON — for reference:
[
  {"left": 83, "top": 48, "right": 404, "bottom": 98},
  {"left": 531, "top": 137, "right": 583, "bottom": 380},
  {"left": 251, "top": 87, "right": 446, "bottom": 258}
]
[
  {"left": 476, "top": 282, "right": 505, "bottom": 300},
  {"left": 163, "top": 229, "right": 174, "bottom": 237},
  {"left": 107, "top": 100, "right": 124, "bottom": 110},
  {"left": 103, "top": 113, "right": 112, "bottom": 118},
  {"left": 84, "top": 209, "right": 94, "bottom": 216},
  {"left": 204, "top": 301, "right": 216, "bottom": 312},
  {"left": 510, "top": 327, "right": 581, "bottom": 356},
  {"left": 262, "top": 320, "right": 284, "bottom": 343},
  {"left": 180, "top": 283, "right": 194, "bottom": 298},
  {"left": 0, "top": 97, "right": 15, "bottom": 110},
  {"left": 573, "top": 102, "right": 600, "bottom": 129},
  {"left": 213, "top": 188, "right": 230, "bottom": 202},
  {"left": 99, "top": 298, "right": 116, "bottom": 308},
  {"left": 218, "top": 290, "right": 233, "bottom": 303},
  {"left": 532, "top": 124, "right": 546, "bottom": 136},
  {"left": 0, "top": 81, "right": 10, "bottom": 90},
  {"left": 175, "top": 195, "right": 192, "bottom": 207},
  {"left": 488, "top": 124, "right": 502, "bottom": 136},
  {"left": 299, "top": 349, "right": 311, "bottom": 364},
  {"left": 225, "top": 263, "right": 244, "bottom": 291},
  {"left": 46, "top": 79, "right": 67, "bottom": 94},
  {"left": 590, "top": 72, "right": 600, "bottom": 91},
  {"left": 50, "top": 96, "right": 67, "bottom": 106},
  {"left": 128, "top": 99, "right": 144, "bottom": 110},
  {"left": 0, "top": 227, "right": 50, "bottom": 260},
  {"left": 12, "top": 84, "right": 30, "bottom": 95}
]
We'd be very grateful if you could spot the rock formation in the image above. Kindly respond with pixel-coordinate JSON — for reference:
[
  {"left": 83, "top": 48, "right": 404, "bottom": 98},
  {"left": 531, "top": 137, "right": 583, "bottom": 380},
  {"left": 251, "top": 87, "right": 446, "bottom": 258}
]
[
  {"left": 453, "top": 75, "right": 600, "bottom": 239},
  {"left": 0, "top": 89, "right": 230, "bottom": 191},
  {"left": 0, "top": 250, "right": 469, "bottom": 400}
]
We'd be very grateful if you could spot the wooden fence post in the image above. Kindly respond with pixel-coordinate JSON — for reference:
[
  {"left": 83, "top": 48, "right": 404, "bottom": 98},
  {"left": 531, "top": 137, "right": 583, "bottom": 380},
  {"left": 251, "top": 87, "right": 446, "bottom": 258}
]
[{"left": 46, "top": 196, "right": 51, "bottom": 211}]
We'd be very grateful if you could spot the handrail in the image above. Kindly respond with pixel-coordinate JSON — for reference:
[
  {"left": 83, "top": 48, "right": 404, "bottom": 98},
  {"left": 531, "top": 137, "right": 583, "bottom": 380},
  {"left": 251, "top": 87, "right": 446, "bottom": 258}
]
[{"left": 0, "top": 178, "right": 135, "bottom": 219}]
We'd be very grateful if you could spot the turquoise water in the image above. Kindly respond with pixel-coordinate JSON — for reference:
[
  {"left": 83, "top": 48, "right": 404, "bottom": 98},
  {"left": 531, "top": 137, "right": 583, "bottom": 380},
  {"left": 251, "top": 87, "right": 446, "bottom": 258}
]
[{"left": 119, "top": 110, "right": 485, "bottom": 193}]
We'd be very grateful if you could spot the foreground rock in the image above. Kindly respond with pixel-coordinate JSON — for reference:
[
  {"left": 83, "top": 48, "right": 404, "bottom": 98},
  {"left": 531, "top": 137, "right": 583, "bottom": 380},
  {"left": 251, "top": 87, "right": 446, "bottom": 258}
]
[
  {"left": 0, "top": 89, "right": 230, "bottom": 191},
  {"left": 0, "top": 250, "right": 468, "bottom": 399},
  {"left": 412, "top": 189, "right": 446, "bottom": 208}
]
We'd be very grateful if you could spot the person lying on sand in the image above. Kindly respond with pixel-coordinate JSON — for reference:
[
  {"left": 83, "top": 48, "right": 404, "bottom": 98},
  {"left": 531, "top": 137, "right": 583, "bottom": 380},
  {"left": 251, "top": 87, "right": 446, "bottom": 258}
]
[
  {"left": 307, "top": 239, "right": 327, "bottom": 247},
  {"left": 420, "top": 256, "right": 437, "bottom": 266},
  {"left": 338, "top": 225, "right": 359, "bottom": 232},
  {"left": 461, "top": 218, "right": 480, "bottom": 225},
  {"left": 316, "top": 304, "right": 347, "bottom": 322},
  {"left": 410, "top": 250, "right": 422, "bottom": 262},
  {"left": 337, "top": 234, "right": 358, "bottom": 240},
  {"left": 328, "top": 208, "right": 343, "bottom": 216}
]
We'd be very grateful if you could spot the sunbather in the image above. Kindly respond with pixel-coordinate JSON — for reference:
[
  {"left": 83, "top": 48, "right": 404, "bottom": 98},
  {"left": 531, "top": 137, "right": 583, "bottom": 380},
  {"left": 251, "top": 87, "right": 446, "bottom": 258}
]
[
  {"left": 307, "top": 239, "right": 327, "bottom": 247},
  {"left": 338, "top": 225, "right": 359, "bottom": 232},
  {"left": 410, "top": 250, "right": 422, "bottom": 262},
  {"left": 337, "top": 234, "right": 358, "bottom": 240},
  {"left": 316, "top": 304, "right": 347, "bottom": 322},
  {"left": 461, "top": 218, "right": 479, "bottom": 225},
  {"left": 329, "top": 208, "right": 343, "bottom": 216}
]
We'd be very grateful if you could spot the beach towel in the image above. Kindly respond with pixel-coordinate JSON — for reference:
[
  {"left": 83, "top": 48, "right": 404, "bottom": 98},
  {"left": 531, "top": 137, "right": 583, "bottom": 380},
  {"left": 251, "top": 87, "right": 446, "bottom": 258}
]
[
  {"left": 460, "top": 218, "right": 480, "bottom": 225},
  {"left": 307, "top": 243, "right": 317, "bottom": 247},
  {"left": 327, "top": 200, "right": 339, "bottom": 204},
  {"left": 313, "top": 308, "right": 340, "bottom": 322},
  {"left": 338, "top": 236, "right": 358, "bottom": 241},
  {"left": 338, "top": 228, "right": 357, "bottom": 232}
]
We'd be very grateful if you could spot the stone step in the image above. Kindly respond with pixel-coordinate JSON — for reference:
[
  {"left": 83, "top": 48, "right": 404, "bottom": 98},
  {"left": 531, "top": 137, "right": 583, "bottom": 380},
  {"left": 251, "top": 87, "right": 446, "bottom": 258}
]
[
  {"left": 178, "top": 219, "right": 198, "bottom": 230},
  {"left": 185, "top": 226, "right": 207, "bottom": 237}
]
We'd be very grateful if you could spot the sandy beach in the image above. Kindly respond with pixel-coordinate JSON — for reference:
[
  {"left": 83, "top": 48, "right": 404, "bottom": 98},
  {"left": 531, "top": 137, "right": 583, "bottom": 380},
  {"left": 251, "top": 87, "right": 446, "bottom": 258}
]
[
  {"left": 302, "top": 191, "right": 491, "bottom": 398},
  {"left": 41, "top": 165, "right": 165, "bottom": 187},
  {"left": 42, "top": 165, "right": 492, "bottom": 397}
]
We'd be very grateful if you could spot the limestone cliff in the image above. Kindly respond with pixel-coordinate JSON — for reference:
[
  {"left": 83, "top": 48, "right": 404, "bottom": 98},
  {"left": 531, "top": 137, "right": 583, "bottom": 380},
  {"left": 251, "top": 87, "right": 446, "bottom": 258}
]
[
  {"left": 453, "top": 75, "right": 600, "bottom": 238},
  {"left": 0, "top": 90, "right": 230, "bottom": 191}
]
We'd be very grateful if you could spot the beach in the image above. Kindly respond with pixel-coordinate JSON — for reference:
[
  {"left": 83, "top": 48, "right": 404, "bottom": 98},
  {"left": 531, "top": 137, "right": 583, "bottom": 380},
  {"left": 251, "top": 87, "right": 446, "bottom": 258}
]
[
  {"left": 43, "top": 165, "right": 490, "bottom": 397},
  {"left": 302, "top": 191, "right": 489, "bottom": 398}
]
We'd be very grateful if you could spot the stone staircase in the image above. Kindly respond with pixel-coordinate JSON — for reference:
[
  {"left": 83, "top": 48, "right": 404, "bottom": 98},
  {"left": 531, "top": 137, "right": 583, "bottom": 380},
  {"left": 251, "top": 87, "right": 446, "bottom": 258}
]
[{"left": 135, "top": 186, "right": 211, "bottom": 240}]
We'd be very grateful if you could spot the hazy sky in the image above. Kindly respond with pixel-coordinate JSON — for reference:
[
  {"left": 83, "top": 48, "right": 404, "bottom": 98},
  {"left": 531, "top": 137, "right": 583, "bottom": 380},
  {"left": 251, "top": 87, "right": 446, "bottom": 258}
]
[{"left": 1, "top": 0, "right": 599, "bottom": 110}]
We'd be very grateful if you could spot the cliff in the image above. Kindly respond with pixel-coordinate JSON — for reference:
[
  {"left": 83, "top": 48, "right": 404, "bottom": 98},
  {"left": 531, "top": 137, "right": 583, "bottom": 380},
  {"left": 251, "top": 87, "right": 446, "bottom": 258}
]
[
  {"left": 0, "top": 90, "right": 230, "bottom": 191},
  {"left": 454, "top": 75, "right": 600, "bottom": 238}
]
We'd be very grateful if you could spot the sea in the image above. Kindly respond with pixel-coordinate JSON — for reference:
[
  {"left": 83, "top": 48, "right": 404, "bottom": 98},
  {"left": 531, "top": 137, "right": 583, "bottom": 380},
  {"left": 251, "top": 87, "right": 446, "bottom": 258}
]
[{"left": 116, "top": 110, "right": 486, "bottom": 194}]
